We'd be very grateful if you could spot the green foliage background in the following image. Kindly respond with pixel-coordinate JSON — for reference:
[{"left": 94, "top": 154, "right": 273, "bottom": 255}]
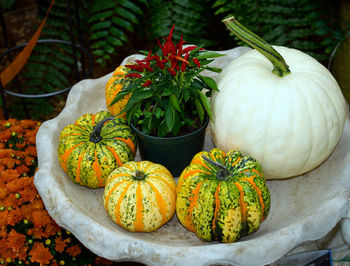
[{"left": 37, "top": 0, "right": 343, "bottom": 65}]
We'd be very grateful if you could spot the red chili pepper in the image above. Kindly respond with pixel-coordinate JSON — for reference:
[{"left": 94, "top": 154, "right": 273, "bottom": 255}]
[
  {"left": 125, "top": 73, "right": 142, "bottom": 78},
  {"left": 167, "top": 67, "right": 177, "bottom": 76},
  {"left": 193, "top": 58, "right": 200, "bottom": 68},
  {"left": 135, "top": 55, "right": 153, "bottom": 72},
  {"left": 160, "top": 24, "right": 177, "bottom": 57},
  {"left": 154, "top": 54, "right": 165, "bottom": 69},
  {"left": 182, "top": 46, "right": 198, "bottom": 54},
  {"left": 142, "top": 80, "right": 152, "bottom": 87},
  {"left": 125, "top": 64, "right": 144, "bottom": 72},
  {"left": 157, "top": 38, "right": 163, "bottom": 52},
  {"left": 144, "top": 64, "right": 153, "bottom": 72},
  {"left": 176, "top": 35, "right": 185, "bottom": 55},
  {"left": 181, "top": 53, "right": 190, "bottom": 72}
]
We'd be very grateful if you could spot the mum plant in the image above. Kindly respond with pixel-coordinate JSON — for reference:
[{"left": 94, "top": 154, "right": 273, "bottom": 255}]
[
  {"left": 0, "top": 119, "right": 112, "bottom": 265},
  {"left": 110, "top": 25, "right": 224, "bottom": 137}
]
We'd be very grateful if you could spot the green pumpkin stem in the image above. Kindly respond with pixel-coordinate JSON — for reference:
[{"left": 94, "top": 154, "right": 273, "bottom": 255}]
[
  {"left": 134, "top": 170, "right": 146, "bottom": 180},
  {"left": 202, "top": 155, "right": 230, "bottom": 181},
  {"left": 89, "top": 116, "right": 114, "bottom": 143},
  {"left": 223, "top": 16, "right": 291, "bottom": 77}
]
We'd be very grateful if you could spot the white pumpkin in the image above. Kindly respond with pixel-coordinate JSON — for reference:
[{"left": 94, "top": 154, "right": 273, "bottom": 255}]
[{"left": 210, "top": 17, "right": 348, "bottom": 179}]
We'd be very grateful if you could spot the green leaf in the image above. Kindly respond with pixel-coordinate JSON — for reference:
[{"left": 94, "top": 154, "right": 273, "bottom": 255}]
[
  {"left": 108, "top": 90, "right": 130, "bottom": 108},
  {"left": 165, "top": 102, "right": 175, "bottom": 132},
  {"left": 92, "top": 49, "right": 105, "bottom": 56},
  {"left": 90, "top": 0, "right": 116, "bottom": 13},
  {"left": 115, "top": 7, "right": 139, "bottom": 24},
  {"left": 198, "top": 75, "right": 219, "bottom": 91},
  {"left": 90, "top": 21, "right": 111, "bottom": 31},
  {"left": 172, "top": 112, "right": 181, "bottom": 136},
  {"left": 104, "top": 44, "right": 115, "bottom": 54},
  {"left": 158, "top": 120, "right": 169, "bottom": 137},
  {"left": 127, "top": 101, "right": 142, "bottom": 125},
  {"left": 161, "top": 89, "right": 174, "bottom": 97},
  {"left": 91, "top": 40, "right": 107, "bottom": 49},
  {"left": 199, "top": 90, "right": 212, "bottom": 121},
  {"left": 205, "top": 66, "right": 222, "bottom": 73},
  {"left": 189, "top": 45, "right": 204, "bottom": 55},
  {"left": 119, "top": 0, "right": 144, "bottom": 15},
  {"left": 90, "top": 30, "right": 109, "bottom": 39},
  {"left": 124, "top": 89, "right": 154, "bottom": 114},
  {"left": 111, "top": 16, "right": 134, "bottom": 32},
  {"left": 183, "top": 89, "right": 191, "bottom": 102},
  {"left": 196, "top": 51, "right": 225, "bottom": 59},
  {"left": 170, "top": 95, "right": 181, "bottom": 112},
  {"left": 109, "top": 27, "right": 129, "bottom": 42},
  {"left": 194, "top": 98, "right": 204, "bottom": 124},
  {"left": 88, "top": 10, "right": 114, "bottom": 23},
  {"left": 106, "top": 36, "right": 123, "bottom": 46}
]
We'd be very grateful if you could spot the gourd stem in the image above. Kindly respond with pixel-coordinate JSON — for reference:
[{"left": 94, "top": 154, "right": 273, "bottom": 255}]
[
  {"left": 134, "top": 170, "right": 146, "bottom": 180},
  {"left": 202, "top": 155, "right": 230, "bottom": 181},
  {"left": 89, "top": 116, "right": 114, "bottom": 143},
  {"left": 223, "top": 16, "right": 291, "bottom": 77}
]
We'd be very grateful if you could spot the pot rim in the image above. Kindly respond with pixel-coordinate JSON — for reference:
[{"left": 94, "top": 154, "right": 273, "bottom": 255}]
[{"left": 130, "top": 115, "right": 209, "bottom": 142}]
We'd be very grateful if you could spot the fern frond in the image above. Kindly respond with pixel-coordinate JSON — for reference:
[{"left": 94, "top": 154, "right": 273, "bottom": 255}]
[
  {"left": 88, "top": 0, "right": 147, "bottom": 66},
  {"left": 146, "top": 0, "right": 216, "bottom": 48},
  {"left": 212, "top": 0, "right": 342, "bottom": 62}
]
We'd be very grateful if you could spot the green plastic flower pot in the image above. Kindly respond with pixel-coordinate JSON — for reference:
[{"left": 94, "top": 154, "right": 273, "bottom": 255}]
[{"left": 130, "top": 117, "right": 209, "bottom": 177}]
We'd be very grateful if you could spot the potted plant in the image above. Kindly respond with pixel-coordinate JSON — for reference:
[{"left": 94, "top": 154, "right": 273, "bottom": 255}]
[{"left": 110, "top": 25, "right": 224, "bottom": 176}]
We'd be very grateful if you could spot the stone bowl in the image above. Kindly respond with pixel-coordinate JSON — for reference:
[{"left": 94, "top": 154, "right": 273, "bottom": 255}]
[{"left": 34, "top": 47, "right": 350, "bottom": 266}]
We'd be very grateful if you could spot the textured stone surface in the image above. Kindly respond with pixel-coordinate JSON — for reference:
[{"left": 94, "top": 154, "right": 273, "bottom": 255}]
[{"left": 34, "top": 47, "right": 350, "bottom": 265}]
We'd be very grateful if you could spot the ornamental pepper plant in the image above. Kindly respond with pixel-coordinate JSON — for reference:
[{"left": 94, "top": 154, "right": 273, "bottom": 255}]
[
  {"left": 110, "top": 25, "right": 224, "bottom": 137},
  {"left": 0, "top": 119, "right": 113, "bottom": 265}
]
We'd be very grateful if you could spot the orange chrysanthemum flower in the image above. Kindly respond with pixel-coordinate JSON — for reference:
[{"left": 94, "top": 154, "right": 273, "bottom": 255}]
[
  {"left": 0, "top": 130, "right": 11, "bottom": 141},
  {"left": 7, "top": 208, "right": 23, "bottom": 227},
  {"left": 0, "top": 149, "right": 12, "bottom": 159},
  {"left": 0, "top": 211, "right": 9, "bottom": 228},
  {"left": 16, "top": 164, "right": 29, "bottom": 176},
  {"left": 43, "top": 223, "right": 61, "bottom": 238},
  {"left": 1, "top": 158, "right": 18, "bottom": 170},
  {"left": 24, "top": 156, "right": 34, "bottom": 166},
  {"left": 7, "top": 229, "right": 26, "bottom": 252},
  {"left": 25, "top": 146, "right": 37, "bottom": 157},
  {"left": 1, "top": 169, "right": 20, "bottom": 183},
  {"left": 29, "top": 242, "right": 53, "bottom": 265},
  {"left": 6, "top": 177, "right": 32, "bottom": 193},
  {"left": 32, "top": 210, "right": 52, "bottom": 228},
  {"left": 54, "top": 236, "right": 67, "bottom": 253},
  {"left": 0, "top": 187, "right": 8, "bottom": 200},
  {"left": 17, "top": 246, "right": 29, "bottom": 261},
  {"left": 66, "top": 245, "right": 82, "bottom": 257}
]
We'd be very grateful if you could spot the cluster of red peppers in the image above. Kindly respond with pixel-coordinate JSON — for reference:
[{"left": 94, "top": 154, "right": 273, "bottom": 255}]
[{"left": 125, "top": 25, "right": 202, "bottom": 85}]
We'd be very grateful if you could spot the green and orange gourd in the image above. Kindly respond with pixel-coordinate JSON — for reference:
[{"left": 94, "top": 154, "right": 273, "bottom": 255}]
[
  {"left": 176, "top": 148, "right": 270, "bottom": 243},
  {"left": 103, "top": 161, "right": 176, "bottom": 232},
  {"left": 57, "top": 110, "right": 136, "bottom": 188},
  {"left": 105, "top": 65, "right": 130, "bottom": 118}
]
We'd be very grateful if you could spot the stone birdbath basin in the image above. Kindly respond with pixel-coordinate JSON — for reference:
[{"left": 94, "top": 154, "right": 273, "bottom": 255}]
[{"left": 34, "top": 47, "right": 350, "bottom": 265}]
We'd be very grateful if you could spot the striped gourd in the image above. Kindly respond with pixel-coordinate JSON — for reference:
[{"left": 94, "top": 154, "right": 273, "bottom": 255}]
[
  {"left": 104, "top": 161, "right": 176, "bottom": 232},
  {"left": 105, "top": 66, "right": 130, "bottom": 118},
  {"left": 176, "top": 148, "right": 270, "bottom": 243},
  {"left": 57, "top": 111, "right": 136, "bottom": 188}
]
